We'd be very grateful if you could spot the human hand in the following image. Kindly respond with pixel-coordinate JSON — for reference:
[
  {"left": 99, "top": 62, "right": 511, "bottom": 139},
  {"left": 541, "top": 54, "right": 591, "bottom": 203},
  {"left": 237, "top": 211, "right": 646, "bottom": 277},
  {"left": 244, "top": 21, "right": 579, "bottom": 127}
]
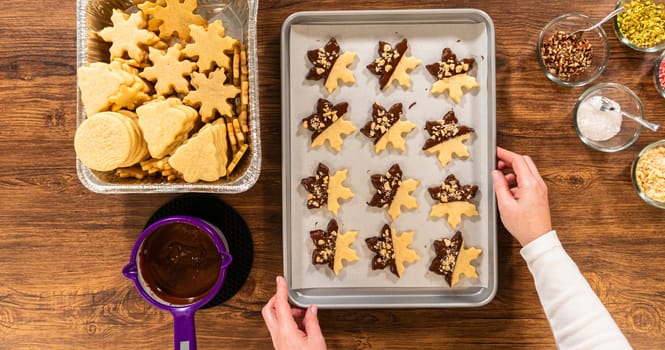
[
  {"left": 491, "top": 147, "right": 552, "bottom": 246},
  {"left": 262, "top": 276, "right": 327, "bottom": 350}
]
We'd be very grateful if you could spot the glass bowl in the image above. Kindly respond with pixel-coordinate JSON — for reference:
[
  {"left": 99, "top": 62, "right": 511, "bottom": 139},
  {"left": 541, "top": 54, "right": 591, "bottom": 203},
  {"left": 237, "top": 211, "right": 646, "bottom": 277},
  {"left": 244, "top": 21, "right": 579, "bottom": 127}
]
[
  {"left": 631, "top": 139, "right": 665, "bottom": 208},
  {"left": 614, "top": 0, "right": 665, "bottom": 52},
  {"left": 537, "top": 13, "right": 610, "bottom": 87},
  {"left": 573, "top": 83, "right": 644, "bottom": 152}
]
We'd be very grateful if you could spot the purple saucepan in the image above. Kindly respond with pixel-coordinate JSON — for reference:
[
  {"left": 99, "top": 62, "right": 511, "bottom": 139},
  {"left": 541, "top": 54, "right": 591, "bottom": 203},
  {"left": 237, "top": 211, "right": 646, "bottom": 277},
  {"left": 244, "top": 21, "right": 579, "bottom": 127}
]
[{"left": 122, "top": 216, "right": 232, "bottom": 350}]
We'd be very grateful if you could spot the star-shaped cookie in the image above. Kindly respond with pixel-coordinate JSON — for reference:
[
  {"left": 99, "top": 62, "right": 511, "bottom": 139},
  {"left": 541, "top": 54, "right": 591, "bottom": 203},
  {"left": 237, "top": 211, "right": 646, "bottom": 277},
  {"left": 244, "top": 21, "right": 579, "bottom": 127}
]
[
  {"left": 300, "top": 163, "right": 354, "bottom": 215},
  {"left": 429, "top": 231, "right": 482, "bottom": 287},
  {"left": 423, "top": 110, "right": 475, "bottom": 167},
  {"left": 301, "top": 98, "right": 355, "bottom": 152},
  {"left": 426, "top": 48, "right": 479, "bottom": 103},
  {"left": 365, "top": 224, "right": 419, "bottom": 278},
  {"left": 367, "top": 39, "right": 421, "bottom": 90},
  {"left": 310, "top": 219, "right": 359, "bottom": 275},
  {"left": 306, "top": 37, "right": 357, "bottom": 94},
  {"left": 428, "top": 174, "right": 479, "bottom": 229},
  {"left": 360, "top": 102, "right": 416, "bottom": 154},
  {"left": 97, "top": 9, "right": 160, "bottom": 64},
  {"left": 368, "top": 164, "right": 419, "bottom": 221},
  {"left": 184, "top": 68, "right": 241, "bottom": 122}
]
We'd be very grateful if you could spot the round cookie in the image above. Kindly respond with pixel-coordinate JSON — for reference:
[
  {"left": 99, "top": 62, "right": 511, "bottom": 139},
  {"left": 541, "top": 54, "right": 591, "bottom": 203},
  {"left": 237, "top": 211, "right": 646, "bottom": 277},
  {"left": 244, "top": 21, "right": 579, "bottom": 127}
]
[{"left": 74, "top": 111, "right": 147, "bottom": 171}]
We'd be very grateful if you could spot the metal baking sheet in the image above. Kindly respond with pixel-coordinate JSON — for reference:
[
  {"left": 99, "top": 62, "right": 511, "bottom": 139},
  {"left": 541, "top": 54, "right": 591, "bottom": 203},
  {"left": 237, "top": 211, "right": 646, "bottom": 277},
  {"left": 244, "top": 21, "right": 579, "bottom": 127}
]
[
  {"left": 75, "top": 0, "right": 261, "bottom": 193},
  {"left": 281, "top": 9, "right": 496, "bottom": 308}
]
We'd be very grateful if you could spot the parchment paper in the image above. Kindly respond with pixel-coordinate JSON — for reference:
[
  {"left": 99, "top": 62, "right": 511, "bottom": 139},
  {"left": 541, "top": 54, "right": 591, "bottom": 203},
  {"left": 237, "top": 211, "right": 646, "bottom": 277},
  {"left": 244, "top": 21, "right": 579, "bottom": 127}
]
[{"left": 288, "top": 21, "right": 492, "bottom": 290}]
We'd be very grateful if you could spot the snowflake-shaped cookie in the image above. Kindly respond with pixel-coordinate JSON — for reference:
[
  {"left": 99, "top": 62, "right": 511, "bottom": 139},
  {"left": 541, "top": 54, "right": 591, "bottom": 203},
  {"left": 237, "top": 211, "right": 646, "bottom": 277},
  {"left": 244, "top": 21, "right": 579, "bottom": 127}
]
[
  {"left": 365, "top": 224, "right": 419, "bottom": 278},
  {"left": 426, "top": 48, "right": 479, "bottom": 103},
  {"left": 139, "top": 0, "right": 206, "bottom": 41},
  {"left": 366, "top": 39, "right": 421, "bottom": 90},
  {"left": 428, "top": 174, "right": 479, "bottom": 229},
  {"left": 429, "top": 231, "right": 482, "bottom": 287},
  {"left": 300, "top": 163, "right": 354, "bottom": 215},
  {"left": 184, "top": 68, "right": 241, "bottom": 122},
  {"left": 368, "top": 164, "right": 419, "bottom": 221},
  {"left": 423, "top": 110, "right": 475, "bottom": 167},
  {"left": 360, "top": 102, "right": 415, "bottom": 154},
  {"left": 141, "top": 44, "right": 196, "bottom": 96},
  {"left": 306, "top": 37, "right": 357, "bottom": 94},
  {"left": 310, "top": 219, "right": 359, "bottom": 275},
  {"left": 301, "top": 98, "right": 355, "bottom": 152},
  {"left": 183, "top": 20, "right": 238, "bottom": 72},
  {"left": 97, "top": 10, "right": 159, "bottom": 64}
]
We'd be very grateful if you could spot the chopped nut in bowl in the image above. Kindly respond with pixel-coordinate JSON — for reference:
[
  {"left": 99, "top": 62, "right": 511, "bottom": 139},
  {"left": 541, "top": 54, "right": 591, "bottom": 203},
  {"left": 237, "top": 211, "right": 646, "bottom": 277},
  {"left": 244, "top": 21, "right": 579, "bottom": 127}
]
[
  {"left": 537, "top": 13, "right": 610, "bottom": 87},
  {"left": 632, "top": 139, "right": 665, "bottom": 208},
  {"left": 614, "top": 0, "right": 665, "bottom": 52}
]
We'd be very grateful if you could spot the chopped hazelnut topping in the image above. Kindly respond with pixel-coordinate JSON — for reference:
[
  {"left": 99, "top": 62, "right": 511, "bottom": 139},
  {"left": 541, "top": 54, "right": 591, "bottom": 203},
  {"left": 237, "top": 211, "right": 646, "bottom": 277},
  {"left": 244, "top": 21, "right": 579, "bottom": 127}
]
[
  {"left": 368, "top": 164, "right": 403, "bottom": 209},
  {"left": 428, "top": 174, "right": 478, "bottom": 204},
  {"left": 365, "top": 224, "right": 398, "bottom": 276},
  {"left": 310, "top": 219, "right": 340, "bottom": 271},
  {"left": 302, "top": 98, "right": 349, "bottom": 141},
  {"left": 360, "top": 102, "right": 403, "bottom": 144},
  {"left": 423, "top": 110, "right": 474, "bottom": 150},
  {"left": 301, "top": 163, "right": 331, "bottom": 210},
  {"left": 426, "top": 48, "right": 475, "bottom": 81},
  {"left": 366, "top": 39, "right": 409, "bottom": 89},
  {"left": 428, "top": 231, "right": 464, "bottom": 286},
  {"left": 306, "top": 38, "right": 342, "bottom": 81}
]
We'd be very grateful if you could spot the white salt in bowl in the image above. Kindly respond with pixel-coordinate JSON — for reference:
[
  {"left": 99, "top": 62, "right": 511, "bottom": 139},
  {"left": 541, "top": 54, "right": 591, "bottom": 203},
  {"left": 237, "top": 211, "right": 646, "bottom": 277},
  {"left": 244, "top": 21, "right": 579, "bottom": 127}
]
[{"left": 573, "top": 83, "right": 645, "bottom": 152}]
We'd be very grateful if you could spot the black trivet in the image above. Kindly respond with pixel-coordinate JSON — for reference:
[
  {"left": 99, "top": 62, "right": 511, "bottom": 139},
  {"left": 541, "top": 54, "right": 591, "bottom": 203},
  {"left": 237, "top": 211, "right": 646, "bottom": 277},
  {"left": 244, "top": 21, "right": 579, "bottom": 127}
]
[{"left": 145, "top": 194, "right": 253, "bottom": 308}]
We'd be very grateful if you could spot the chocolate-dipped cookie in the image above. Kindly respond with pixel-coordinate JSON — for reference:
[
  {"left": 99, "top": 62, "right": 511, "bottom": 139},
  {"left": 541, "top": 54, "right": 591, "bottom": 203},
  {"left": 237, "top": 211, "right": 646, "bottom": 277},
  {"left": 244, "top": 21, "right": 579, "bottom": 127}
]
[
  {"left": 428, "top": 174, "right": 479, "bottom": 229},
  {"left": 426, "top": 48, "right": 479, "bottom": 103},
  {"left": 306, "top": 37, "right": 357, "bottom": 94},
  {"left": 302, "top": 98, "right": 355, "bottom": 152},
  {"left": 365, "top": 223, "right": 419, "bottom": 278},
  {"left": 360, "top": 102, "right": 415, "bottom": 154},
  {"left": 429, "top": 231, "right": 482, "bottom": 287},
  {"left": 368, "top": 164, "right": 419, "bottom": 221},
  {"left": 366, "top": 39, "right": 420, "bottom": 90},
  {"left": 423, "top": 110, "right": 475, "bottom": 167},
  {"left": 310, "top": 219, "right": 359, "bottom": 275}
]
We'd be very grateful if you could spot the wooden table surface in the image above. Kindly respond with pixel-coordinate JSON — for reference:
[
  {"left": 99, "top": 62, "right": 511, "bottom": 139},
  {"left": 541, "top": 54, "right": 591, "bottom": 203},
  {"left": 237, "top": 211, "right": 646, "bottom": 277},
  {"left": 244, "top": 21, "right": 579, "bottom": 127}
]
[{"left": 2, "top": 0, "right": 665, "bottom": 349}]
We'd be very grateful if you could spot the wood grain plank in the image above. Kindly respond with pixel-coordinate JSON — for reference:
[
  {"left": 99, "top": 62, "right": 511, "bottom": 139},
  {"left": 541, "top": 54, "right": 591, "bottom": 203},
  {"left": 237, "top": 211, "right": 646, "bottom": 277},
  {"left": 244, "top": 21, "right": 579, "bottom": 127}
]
[{"left": 0, "top": 0, "right": 664, "bottom": 348}]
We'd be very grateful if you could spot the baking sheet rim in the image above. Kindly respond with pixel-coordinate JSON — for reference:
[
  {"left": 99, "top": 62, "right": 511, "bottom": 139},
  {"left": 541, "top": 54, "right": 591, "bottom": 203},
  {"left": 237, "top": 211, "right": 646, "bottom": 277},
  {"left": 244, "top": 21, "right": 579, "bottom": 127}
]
[{"left": 281, "top": 8, "right": 497, "bottom": 308}]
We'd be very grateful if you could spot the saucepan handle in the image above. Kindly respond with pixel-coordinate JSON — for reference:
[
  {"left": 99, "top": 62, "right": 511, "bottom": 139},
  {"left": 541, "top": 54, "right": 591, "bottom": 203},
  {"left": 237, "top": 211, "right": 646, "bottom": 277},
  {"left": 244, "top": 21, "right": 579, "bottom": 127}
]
[
  {"left": 172, "top": 308, "right": 197, "bottom": 350},
  {"left": 220, "top": 250, "right": 233, "bottom": 270}
]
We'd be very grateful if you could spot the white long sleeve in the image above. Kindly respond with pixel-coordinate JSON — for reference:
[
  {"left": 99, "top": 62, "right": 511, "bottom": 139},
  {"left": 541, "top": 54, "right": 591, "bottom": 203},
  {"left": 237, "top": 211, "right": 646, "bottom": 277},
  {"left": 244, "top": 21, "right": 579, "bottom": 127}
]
[{"left": 520, "top": 231, "right": 632, "bottom": 350}]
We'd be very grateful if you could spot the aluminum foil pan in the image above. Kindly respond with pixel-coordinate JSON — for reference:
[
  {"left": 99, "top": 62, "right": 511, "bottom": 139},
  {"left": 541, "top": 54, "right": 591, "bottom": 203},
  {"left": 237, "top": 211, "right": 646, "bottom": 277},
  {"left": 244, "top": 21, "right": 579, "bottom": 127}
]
[{"left": 75, "top": 0, "right": 261, "bottom": 193}]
